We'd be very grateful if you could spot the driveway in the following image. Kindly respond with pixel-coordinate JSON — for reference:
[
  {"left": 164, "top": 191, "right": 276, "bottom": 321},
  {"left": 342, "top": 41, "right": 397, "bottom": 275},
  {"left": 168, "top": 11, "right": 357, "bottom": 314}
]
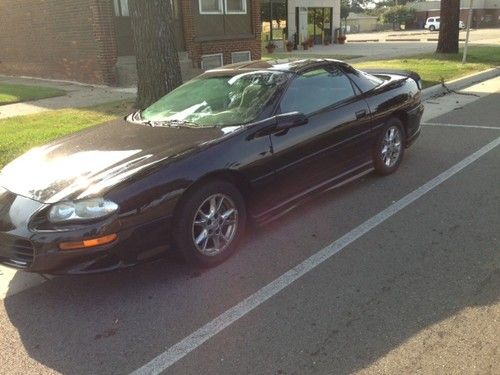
[{"left": 0, "top": 76, "right": 499, "bottom": 374}]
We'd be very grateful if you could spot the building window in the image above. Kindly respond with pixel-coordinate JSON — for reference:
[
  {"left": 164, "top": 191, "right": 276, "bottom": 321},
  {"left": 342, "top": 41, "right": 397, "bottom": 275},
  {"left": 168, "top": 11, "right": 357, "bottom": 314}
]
[
  {"left": 113, "top": 0, "right": 129, "bottom": 17},
  {"left": 199, "top": 0, "right": 223, "bottom": 14},
  {"left": 201, "top": 54, "right": 224, "bottom": 70},
  {"left": 231, "top": 51, "right": 251, "bottom": 63},
  {"left": 225, "top": 0, "right": 247, "bottom": 14}
]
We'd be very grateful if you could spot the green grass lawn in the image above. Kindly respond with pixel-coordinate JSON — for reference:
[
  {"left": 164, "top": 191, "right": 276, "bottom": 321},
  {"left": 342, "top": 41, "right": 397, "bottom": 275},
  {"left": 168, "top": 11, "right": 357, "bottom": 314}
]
[
  {"left": 0, "top": 83, "right": 66, "bottom": 105},
  {"left": 354, "top": 46, "right": 500, "bottom": 88},
  {"left": 262, "top": 52, "right": 363, "bottom": 61},
  {"left": 0, "top": 100, "right": 134, "bottom": 168}
]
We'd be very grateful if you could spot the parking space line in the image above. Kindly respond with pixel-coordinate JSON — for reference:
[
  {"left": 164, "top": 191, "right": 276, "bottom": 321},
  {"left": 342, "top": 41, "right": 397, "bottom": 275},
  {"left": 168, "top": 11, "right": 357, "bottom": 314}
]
[
  {"left": 422, "top": 122, "right": 500, "bottom": 130},
  {"left": 131, "top": 136, "right": 500, "bottom": 375}
]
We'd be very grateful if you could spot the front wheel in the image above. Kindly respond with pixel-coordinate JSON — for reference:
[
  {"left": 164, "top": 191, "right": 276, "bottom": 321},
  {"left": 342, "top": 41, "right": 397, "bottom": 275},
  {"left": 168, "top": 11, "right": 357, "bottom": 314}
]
[
  {"left": 373, "top": 118, "right": 405, "bottom": 175},
  {"left": 173, "top": 180, "right": 246, "bottom": 268},
  {"left": 429, "top": 25, "right": 436, "bottom": 31}
]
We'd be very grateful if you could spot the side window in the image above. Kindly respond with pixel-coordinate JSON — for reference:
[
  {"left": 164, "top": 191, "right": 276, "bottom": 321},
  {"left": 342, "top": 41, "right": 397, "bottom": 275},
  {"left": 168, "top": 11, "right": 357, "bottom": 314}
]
[
  {"left": 341, "top": 64, "right": 383, "bottom": 93},
  {"left": 280, "top": 67, "right": 355, "bottom": 115},
  {"left": 436, "top": 17, "right": 440, "bottom": 22}
]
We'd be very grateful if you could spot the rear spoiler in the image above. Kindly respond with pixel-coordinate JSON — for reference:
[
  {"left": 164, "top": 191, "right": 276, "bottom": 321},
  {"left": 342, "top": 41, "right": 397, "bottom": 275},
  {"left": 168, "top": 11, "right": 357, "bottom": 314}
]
[{"left": 362, "top": 69, "right": 423, "bottom": 90}]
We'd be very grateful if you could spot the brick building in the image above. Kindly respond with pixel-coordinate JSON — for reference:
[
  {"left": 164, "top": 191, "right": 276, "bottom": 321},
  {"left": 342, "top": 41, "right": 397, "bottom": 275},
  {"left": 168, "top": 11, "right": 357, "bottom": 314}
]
[
  {"left": 0, "top": 0, "right": 262, "bottom": 86},
  {"left": 411, "top": 0, "right": 500, "bottom": 29}
]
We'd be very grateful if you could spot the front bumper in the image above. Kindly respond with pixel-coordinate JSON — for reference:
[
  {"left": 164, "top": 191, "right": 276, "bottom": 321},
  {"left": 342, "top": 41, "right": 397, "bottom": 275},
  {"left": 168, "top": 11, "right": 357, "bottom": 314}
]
[{"left": 0, "top": 192, "right": 173, "bottom": 275}]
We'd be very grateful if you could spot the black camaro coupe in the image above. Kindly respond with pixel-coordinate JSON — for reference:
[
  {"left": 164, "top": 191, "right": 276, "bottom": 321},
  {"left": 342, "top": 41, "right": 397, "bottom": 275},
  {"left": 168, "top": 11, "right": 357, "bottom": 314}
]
[{"left": 0, "top": 59, "right": 423, "bottom": 274}]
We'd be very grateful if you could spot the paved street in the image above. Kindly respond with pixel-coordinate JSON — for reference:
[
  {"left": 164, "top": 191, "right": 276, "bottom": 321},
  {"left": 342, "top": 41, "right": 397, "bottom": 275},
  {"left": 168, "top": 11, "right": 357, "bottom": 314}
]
[
  {"left": 1, "top": 77, "right": 499, "bottom": 374},
  {"left": 290, "top": 28, "right": 500, "bottom": 61}
]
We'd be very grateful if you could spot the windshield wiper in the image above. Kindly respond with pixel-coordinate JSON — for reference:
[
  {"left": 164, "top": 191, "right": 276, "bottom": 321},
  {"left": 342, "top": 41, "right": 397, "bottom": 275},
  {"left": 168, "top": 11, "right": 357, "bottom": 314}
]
[
  {"left": 145, "top": 119, "right": 199, "bottom": 128},
  {"left": 126, "top": 110, "right": 145, "bottom": 124},
  {"left": 126, "top": 111, "right": 200, "bottom": 128}
]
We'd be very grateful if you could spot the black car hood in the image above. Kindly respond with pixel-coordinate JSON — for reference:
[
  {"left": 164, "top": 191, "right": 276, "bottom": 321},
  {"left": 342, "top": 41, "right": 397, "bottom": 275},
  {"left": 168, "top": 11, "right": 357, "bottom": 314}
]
[{"left": 0, "top": 119, "right": 231, "bottom": 203}]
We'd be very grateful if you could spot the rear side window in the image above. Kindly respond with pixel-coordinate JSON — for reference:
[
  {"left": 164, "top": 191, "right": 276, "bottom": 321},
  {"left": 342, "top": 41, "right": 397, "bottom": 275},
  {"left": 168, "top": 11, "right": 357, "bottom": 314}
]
[
  {"left": 280, "top": 67, "right": 355, "bottom": 115},
  {"left": 341, "top": 65, "right": 383, "bottom": 93}
]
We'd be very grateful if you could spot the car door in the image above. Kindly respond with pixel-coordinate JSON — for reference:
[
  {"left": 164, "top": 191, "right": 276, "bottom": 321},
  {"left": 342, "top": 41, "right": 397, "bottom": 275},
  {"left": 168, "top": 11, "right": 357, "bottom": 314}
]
[{"left": 260, "top": 65, "right": 372, "bottom": 215}]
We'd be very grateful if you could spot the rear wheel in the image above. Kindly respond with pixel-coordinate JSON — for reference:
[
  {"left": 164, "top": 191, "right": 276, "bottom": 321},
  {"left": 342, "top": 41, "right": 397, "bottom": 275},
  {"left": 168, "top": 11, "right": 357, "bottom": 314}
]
[
  {"left": 173, "top": 180, "right": 246, "bottom": 267},
  {"left": 373, "top": 118, "right": 405, "bottom": 175}
]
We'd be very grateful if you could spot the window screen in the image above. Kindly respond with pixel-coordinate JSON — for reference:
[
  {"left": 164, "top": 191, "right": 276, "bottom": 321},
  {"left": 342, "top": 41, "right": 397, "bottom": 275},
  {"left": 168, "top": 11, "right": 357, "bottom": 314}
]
[
  {"left": 200, "top": 0, "right": 223, "bottom": 14},
  {"left": 225, "top": 0, "right": 246, "bottom": 13},
  {"left": 201, "top": 54, "right": 224, "bottom": 70},
  {"left": 231, "top": 51, "right": 251, "bottom": 63}
]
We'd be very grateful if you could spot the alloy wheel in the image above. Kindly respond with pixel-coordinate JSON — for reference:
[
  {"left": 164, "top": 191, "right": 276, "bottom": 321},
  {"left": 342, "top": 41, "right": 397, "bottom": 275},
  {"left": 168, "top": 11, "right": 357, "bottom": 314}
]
[
  {"left": 191, "top": 193, "right": 239, "bottom": 256},
  {"left": 381, "top": 126, "right": 402, "bottom": 168}
]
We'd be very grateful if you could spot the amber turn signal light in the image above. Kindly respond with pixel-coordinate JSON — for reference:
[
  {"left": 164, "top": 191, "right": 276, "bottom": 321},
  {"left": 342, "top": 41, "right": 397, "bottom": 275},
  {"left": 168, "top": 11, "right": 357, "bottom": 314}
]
[{"left": 59, "top": 233, "right": 118, "bottom": 250}]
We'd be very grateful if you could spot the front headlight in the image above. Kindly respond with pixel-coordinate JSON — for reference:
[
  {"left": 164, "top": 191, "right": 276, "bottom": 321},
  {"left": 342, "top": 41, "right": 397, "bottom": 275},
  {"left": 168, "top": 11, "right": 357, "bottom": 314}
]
[{"left": 49, "top": 198, "right": 118, "bottom": 223}]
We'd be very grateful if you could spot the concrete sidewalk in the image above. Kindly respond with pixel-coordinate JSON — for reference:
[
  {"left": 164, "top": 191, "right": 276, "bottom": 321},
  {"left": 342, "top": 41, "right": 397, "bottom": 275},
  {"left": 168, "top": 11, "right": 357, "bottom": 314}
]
[{"left": 0, "top": 75, "right": 135, "bottom": 120}]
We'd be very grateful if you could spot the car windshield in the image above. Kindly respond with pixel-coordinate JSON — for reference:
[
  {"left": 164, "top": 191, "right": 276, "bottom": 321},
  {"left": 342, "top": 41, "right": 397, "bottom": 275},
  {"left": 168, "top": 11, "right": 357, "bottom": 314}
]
[{"left": 140, "top": 71, "right": 289, "bottom": 128}]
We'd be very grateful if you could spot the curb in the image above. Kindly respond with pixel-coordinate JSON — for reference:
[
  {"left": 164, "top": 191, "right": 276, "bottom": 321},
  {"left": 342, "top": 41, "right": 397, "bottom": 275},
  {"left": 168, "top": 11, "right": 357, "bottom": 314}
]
[
  {"left": 421, "top": 67, "right": 500, "bottom": 100},
  {"left": 386, "top": 38, "right": 421, "bottom": 42},
  {"left": 348, "top": 39, "right": 379, "bottom": 43}
]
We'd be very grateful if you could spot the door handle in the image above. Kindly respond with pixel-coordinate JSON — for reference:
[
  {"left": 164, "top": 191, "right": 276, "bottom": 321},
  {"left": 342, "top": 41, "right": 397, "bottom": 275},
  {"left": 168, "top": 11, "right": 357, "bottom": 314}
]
[{"left": 355, "top": 110, "right": 367, "bottom": 119}]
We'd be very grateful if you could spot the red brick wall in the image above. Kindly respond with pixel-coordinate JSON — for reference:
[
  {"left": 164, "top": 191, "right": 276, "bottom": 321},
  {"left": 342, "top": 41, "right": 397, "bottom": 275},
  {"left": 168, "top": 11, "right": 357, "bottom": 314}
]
[
  {"left": 0, "top": 0, "right": 117, "bottom": 85},
  {"left": 181, "top": 0, "right": 262, "bottom": 68}
]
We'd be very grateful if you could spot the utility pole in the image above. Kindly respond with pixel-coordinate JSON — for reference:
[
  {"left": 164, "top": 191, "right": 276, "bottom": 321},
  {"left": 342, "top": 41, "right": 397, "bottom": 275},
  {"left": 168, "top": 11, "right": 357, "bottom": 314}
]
[{"left": 462, "top": 0, "right": 474, "bottom": 63}]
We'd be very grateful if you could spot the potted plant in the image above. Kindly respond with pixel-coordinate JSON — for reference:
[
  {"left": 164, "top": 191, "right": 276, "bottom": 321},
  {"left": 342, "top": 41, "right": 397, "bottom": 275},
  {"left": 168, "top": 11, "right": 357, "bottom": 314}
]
[
  {"left": 301, "top": 40, "right": 309, "bottom": 50},
  {"left": 337, "top": 34, "right": 346, "bottom": 44},
  {"left": 285, "top": 40, "right": 294, "bottom": 52},
  {"left": 265, "top": 41, "right": 277, "bottom": 53}
]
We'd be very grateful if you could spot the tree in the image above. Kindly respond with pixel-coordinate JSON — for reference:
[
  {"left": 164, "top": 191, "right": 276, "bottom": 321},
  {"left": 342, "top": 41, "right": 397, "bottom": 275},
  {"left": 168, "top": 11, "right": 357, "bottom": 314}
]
[
  {"left": 436, "top": 0, "right": 460, "bottom": 54},
  {"left": 341, "top": 0, "right": 350, "bottom": 33},
  {"left": 350, "top": 0, "right": 365, "bottom": 13},
  {"left": 340, "top": 0, "right": 368, "bottom": 32},
  {"left": 129, "top": 0, "right": 182, "bottom": 109},
  {"left": 382, "top": 5, "right": 416, "bottom": 30}
]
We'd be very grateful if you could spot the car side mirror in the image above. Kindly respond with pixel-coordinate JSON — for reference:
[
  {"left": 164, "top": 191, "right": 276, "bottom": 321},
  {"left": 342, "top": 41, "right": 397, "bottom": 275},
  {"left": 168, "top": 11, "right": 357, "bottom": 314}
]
[
  {"left": 247, "top": 112, "right": 308, "bottom": 140},
  {"left": 275, "top": 112, "right": 309, "bottom": 131}
]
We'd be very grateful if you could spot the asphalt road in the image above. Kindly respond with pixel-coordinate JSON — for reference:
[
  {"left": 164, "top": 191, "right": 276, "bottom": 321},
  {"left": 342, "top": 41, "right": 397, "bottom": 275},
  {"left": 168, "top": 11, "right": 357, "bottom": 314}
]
[{"left": 0, "top": 77, "right": 499, "bottom": 375}]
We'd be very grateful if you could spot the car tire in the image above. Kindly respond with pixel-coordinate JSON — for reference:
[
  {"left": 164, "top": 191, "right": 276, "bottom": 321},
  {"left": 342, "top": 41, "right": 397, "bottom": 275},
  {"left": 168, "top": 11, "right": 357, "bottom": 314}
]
[
  {"left": 429, "top": 25, "right": 436, "bottom": 31},
  {"left": 173, "top": 180, "right": 246, "bottom": 268},
  {"left": 373, "top": 117, "right": 405, "bottom": 176}
]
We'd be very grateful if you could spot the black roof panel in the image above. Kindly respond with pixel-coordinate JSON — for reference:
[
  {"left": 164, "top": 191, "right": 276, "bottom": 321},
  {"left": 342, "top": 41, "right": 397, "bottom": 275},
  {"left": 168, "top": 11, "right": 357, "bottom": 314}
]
[{"left": 206, "top": 58, "right": 348, "bottom": 75}]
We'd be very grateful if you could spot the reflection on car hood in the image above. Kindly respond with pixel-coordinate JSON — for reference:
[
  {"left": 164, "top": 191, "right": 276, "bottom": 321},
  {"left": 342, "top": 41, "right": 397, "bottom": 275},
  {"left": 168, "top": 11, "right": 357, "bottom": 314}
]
[{"left": 0, "top": 119, "right": 229, "bottom": 203}]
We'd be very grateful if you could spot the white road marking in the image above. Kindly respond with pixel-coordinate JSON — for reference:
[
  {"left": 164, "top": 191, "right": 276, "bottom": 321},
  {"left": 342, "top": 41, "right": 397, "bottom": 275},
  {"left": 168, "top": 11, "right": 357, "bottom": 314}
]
[
  {"left": 422, "top": 122, "right": 500, "bottom": 130},
  {"left": 131, "top": 136, "right": 500, "bottom": 375}
]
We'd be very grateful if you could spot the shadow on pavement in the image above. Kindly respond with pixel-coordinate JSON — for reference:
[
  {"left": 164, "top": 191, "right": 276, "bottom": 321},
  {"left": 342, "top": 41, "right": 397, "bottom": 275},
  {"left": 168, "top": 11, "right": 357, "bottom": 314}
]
[
  {"left": 3, "top": 167, "right": 499, "bottom": 375},
  {"left": 2, "top": 93, "right": 499, "bottom": 374}
]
